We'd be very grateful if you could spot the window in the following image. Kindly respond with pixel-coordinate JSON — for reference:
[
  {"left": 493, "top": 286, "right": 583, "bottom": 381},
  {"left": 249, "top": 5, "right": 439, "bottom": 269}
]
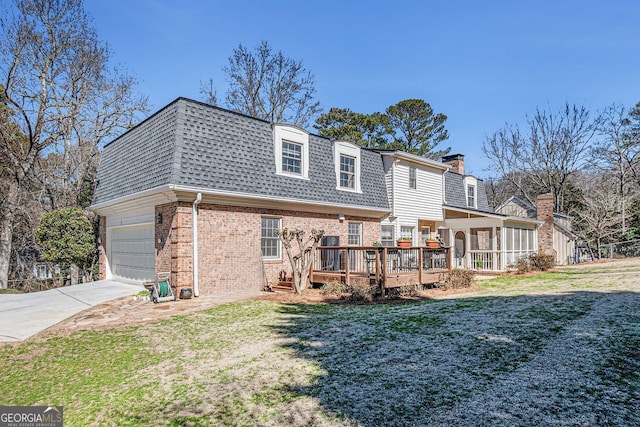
[
  {"left": 467, "top": 184, "right": 476, "bottom": 208},
  {"left": 281, "top": 140, "right": 302, "bottom": 174},
  {"left": 273, "top": 125, "right": 309, "bottom": 179},
  {"left": 439, "top": 228, "right": 450, "bottom": 247},
  {"left": 381, "top": 225, "right": 395, "bottom": 247},
  {"left": 400, "top": 226, "right": 414, "bottom": 243},
  {"left": 348, "top": 222, "right": 362, "bottom": 246},
  {"left": 470, "top": 228, "right": 492, "bottom": 250},
  {"left": 421, "top": 226, "right": 431, "bottom": 245},
  {"left": 340, "top": 155, "right": 356, "bottom": 189},
  {"left": 334, "top": 140, "right": 361, "bottom": 192},
  {"left": 261, "top": 217, "right": 281, "bottom": 259},
  {"left": 409, "top": 166, "right": 417, "bottom": 189}
]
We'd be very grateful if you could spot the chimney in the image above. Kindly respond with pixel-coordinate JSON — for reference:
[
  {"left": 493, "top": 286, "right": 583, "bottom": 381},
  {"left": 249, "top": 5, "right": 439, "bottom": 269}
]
[
  {"left": 536, "top": 193, "right": 556, "bottom": 259},
  {"left": 442, "top": 154, "right": 464, "bottom": 175}
]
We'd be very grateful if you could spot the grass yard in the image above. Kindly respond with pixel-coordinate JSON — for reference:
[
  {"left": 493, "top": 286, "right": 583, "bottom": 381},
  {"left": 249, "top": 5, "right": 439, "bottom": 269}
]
[{"left": 1, "top": 260, "right": 639, "bottom": 426}]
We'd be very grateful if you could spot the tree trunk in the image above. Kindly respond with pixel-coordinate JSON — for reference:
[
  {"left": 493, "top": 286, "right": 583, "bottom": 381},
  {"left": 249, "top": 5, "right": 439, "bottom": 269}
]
[
  {"left": 69, "top": 264, "right": 79, "bottom": 286},
  {"left": 0, "top": 181, "right": 18, "bottom": 289}
]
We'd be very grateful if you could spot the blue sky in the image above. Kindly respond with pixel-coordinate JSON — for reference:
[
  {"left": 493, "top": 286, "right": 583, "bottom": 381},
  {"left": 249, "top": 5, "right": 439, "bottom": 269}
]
[{"left": 86, "top": 0, "right": 640, "bottom": 178}]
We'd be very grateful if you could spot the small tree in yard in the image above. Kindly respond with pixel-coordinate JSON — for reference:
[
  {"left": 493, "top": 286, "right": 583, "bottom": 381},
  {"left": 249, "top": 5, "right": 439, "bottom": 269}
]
[
  {"left": 275, "top": 228, "right": 324, "bottom": 294},
  {"left": 35, "top": 208, "right": 96, "bottom": 285}
]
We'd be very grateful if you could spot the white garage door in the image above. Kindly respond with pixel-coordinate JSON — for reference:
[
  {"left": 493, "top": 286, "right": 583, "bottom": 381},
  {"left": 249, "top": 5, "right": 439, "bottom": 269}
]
[{"left": 109, "top": 224, "right": 155, "bottom": 282}]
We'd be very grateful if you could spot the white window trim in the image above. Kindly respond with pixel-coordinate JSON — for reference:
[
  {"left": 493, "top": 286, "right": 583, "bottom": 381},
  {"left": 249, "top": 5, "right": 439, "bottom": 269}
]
[
  {"left": 261, "top": 216, "right": 282, "bottom": 260},
  {"left": 464, "top": 176, "right": 478, "bottom": 209},
  {"left": 334, "top": 140, "right": 362, "bottom": 193},
  {"left": 409, "top": 166, "right": 417, "bottom": 190},
  {"left": 348, "top": 222, "right": 362, "bottom": 246},
  {"left": 274, "top": 125, "right": 310, "bottom": 180}
]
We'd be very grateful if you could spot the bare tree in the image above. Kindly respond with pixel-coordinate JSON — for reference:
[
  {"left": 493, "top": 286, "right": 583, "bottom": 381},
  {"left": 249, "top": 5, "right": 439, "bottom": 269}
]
[
  {"left": 483, "top": 103, "right": 600, "bottom": 212},
  {"left": 592, "top": 104, "right": 640, "bottom": 234},
  {"left": 571, "top": 172, "right": 625, "bottom": 249},
  {"left": 223, "top": 41, "right": 321, "bottom": 127},
  {"left": 199, "top": 77, "right": 218, "bottom": 106},
  {"left": 275, "top": 228, "right": 324, "bottom": 294},
  {"left": 0, "top": 0, "right": 148, "bottom": 288}
]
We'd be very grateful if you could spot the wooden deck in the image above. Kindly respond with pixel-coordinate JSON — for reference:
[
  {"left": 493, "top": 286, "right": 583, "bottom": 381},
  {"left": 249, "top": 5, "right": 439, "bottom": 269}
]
[{"left": 310, "top": 246, "right": 450, "bottom": 292}]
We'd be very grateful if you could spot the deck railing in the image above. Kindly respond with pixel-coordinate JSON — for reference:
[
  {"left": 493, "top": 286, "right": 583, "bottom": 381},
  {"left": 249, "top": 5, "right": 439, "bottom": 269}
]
[
  {"left": 467, "top": 250, "right": 536, "bottom": 271},
  {"left": 311, "top": 246, "right": 450, "bottom": 291}
]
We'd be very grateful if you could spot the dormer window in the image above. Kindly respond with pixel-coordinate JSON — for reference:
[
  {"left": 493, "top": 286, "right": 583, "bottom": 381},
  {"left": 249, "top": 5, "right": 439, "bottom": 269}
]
[
  {"left": 340, "top": 155, "right": 356, "bottom": 189},
  {"left": 273, "top": 124, "right": 309, "bottom": 179},
  {"left": 282, "top": 140, "right": 302, "bottom": 175},
  {"left": 467, "top": 184, "right": 476, "bottom": 208},
  {"left": 334, "top": 140, "right": 361, "bottom": 192}
]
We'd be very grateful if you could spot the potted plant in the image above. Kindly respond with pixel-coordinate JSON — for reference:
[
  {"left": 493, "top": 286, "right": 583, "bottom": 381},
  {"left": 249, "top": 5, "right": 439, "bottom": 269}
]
[
  {"left": 425, "top": 238, "right": 440, "bottom": 249},
  {"left": 372, "top": 241, "right": 381, "bottom": 247},
  {"left": 397, "top": 237, "right": 412, "bottom": 248}
]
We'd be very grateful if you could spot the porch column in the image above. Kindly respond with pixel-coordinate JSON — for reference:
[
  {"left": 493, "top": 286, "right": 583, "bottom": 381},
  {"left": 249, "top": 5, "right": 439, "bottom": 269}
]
[{"left": 492, "top": 226, "right": 497, "bottom": 272}]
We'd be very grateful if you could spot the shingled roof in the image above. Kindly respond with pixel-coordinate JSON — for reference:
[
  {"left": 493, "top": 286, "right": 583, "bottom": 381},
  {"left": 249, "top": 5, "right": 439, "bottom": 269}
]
[
  {"left": 92, "top": 98, "right": 389, "bottom": 212},
  {"left": 443, "top": 172, "right": 492, "bottom": 212}
]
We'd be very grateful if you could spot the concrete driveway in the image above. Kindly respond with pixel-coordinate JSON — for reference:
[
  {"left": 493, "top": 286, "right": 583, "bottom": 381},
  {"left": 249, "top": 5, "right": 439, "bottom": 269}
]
[{"left": 0, "top": 280, "right": 143, "bottom": 342}]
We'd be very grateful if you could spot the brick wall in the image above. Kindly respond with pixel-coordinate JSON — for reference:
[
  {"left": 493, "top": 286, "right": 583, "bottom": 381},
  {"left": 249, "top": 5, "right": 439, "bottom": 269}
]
[
  {"left": 155, "top": 203, "right": 176, "bottom": 279},
  {"left": 536, "top": 193, "right": 557, "bottom": 260},
  {"left": 101, "top": 202, "right": 381, "bottom": 294},
  {"left": 192, "top": 204, "right": 381, "bottom": 294}
]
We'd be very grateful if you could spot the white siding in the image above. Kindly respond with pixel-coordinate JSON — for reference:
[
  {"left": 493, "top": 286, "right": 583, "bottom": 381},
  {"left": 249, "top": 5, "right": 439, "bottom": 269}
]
[{"left": 393, "top": 160, "right": 443, "bottom": 222}]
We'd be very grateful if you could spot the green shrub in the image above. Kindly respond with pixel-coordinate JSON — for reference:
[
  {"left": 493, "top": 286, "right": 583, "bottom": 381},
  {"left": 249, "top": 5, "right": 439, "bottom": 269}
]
[{"left": 439, "top": 269, "right": 475, "bottom": 290}]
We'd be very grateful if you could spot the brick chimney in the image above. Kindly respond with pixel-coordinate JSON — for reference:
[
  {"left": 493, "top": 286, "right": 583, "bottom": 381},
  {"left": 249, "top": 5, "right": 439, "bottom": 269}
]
[
  {"left": 442, "top": 154, "right": 464, "bottom": 175},
  {"left": 536, "top": 193, "right": 556, "bottom": 259}
]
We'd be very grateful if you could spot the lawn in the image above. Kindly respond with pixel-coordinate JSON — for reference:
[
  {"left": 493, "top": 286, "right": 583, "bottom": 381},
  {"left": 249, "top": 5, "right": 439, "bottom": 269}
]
[{"left": 1, "top": 260, "right": 639, "bottom": 426}]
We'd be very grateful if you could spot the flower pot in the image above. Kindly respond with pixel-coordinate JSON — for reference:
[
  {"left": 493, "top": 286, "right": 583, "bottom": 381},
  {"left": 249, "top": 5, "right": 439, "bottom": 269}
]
[
  {"left": 397, "top": 240, "right": 412, "bottom": 248},
  {"left": 425, "top": 240, "right": 439, "bottom": 249}
]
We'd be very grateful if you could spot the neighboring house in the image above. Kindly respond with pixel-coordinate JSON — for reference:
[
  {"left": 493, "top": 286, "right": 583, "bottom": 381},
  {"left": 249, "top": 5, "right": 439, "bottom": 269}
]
[
  {"left": 89, "top": 98, "right": 389, "bottom": 294},
  {"left": 496, "top": 195, "right": 577, "bottom": 265}
]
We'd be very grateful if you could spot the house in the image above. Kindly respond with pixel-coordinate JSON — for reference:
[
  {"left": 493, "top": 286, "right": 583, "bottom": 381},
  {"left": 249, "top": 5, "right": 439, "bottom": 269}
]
[
  {"left": 379, "top": 152, "right": 542, "bottom": 272},
  {"left": 89, "top": 98, "right": 390, "bottom": 295},
  {"left": 378, "top": 150, "right": 450, "bottom": 246},
  {"left": 496, "top": 195, "right": 577, "bottom": 265}
]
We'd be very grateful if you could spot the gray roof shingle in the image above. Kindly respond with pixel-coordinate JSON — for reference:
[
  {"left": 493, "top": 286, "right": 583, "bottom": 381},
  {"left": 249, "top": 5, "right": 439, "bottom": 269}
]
[
  {"left": 443, "top": 172, "right": 492, "bottom": 212},
  {"left": 93, "top": 98, "right": 389, "bottom": 211}
]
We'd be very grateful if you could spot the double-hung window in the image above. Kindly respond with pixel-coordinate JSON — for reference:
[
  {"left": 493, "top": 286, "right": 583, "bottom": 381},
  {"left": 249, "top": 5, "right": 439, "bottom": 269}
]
[
  {"left": 281, "top": 140, "right": 302, "bottom": 175},
  {"left": 334, "top": 141, "right": 361, "bottom": 192},
  {"left": 467, "top": 184, "right": 476, "bottom": 208},
  {"left": 274, "top": 125, "right": 309, "bottom": 179},
  {"left": 261, "top": 217, "right": 281, "bottom": 259},
  {"left": 409, "top": 166, "right": 417, "bottom": 189},
  {"left": 381, "top": 225, "right": 395, "bottom": 246},
  {"left": 340, "top": 155, "right": 356, "bottom": 189},
  {"left": 348, "top": 222, "right": 362, "bottom": 246}
]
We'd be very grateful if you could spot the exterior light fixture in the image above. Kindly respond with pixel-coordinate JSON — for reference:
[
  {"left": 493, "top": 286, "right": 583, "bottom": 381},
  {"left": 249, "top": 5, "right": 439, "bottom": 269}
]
[{"left": 338, "top": 214, "right": 345, "bottom": 222}]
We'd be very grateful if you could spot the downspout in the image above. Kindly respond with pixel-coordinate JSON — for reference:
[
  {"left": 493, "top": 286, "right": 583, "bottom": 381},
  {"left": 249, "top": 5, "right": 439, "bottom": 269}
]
[{"left": 192, "top": 192, "right": 202, "bottom": 297}]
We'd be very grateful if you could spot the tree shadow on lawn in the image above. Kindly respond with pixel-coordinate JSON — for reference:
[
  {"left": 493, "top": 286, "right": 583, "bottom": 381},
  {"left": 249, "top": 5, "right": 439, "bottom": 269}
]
[{"left": 270, "top": 291, "right": 640, "bottom": 426}]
